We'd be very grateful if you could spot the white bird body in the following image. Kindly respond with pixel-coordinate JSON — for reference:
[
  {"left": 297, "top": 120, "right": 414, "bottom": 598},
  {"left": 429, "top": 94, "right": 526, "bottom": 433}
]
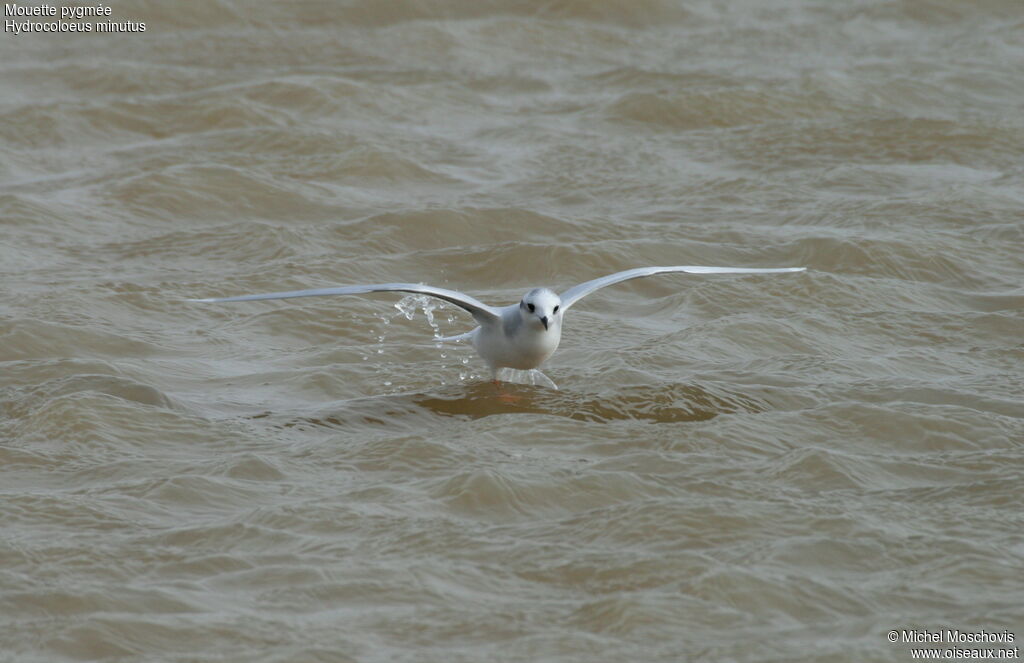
[
  {"left": 192, "top": 265, "right": 804, "bottom": 386},
  {"left": 471, "top": 291, "right": 563, "bottom": 371}
]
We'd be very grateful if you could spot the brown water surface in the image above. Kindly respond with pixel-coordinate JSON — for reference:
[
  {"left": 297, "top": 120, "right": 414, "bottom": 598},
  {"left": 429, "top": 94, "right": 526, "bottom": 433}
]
[{"left": 2, "top": 1, "right": 1022, "bottom": 661}]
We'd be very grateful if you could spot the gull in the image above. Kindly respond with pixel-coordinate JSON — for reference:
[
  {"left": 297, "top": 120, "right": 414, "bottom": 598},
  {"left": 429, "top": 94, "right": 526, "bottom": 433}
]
[{"left": 192, "top": 265, "right": 805, "bottom": 388}]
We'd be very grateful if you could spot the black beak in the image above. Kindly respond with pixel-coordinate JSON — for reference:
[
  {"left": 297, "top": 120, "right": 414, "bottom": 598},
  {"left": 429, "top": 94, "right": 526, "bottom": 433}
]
[{"left": 540, "top": 316, "right": 549, "bottom": 330}]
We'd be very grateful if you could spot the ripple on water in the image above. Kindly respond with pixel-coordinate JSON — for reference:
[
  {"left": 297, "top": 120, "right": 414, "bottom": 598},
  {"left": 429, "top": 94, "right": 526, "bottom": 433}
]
[
  {"left": 413, "top": 381, "right": 768, "bottom": 423},
  {"left": 0, "top": 319, "right": 159, "bottom": 361}
]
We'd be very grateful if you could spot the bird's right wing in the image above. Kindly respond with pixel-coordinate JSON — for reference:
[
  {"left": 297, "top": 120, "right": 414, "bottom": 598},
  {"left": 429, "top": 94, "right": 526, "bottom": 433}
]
[
  {"left": 191, "top": 283, "right": 501, "bottom": 325},
  {"left": 559, "top": 266, "right": 806, "bottom": 311}
]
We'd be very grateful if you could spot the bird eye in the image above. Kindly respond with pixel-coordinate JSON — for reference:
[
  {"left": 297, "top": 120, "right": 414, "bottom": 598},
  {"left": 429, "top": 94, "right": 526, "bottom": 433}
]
[
  {"left": 553, "top": 305, "right": 559, "bottom": 313},
  {"left": 527, "top": 303, "right": 535, "bottom": 312}
]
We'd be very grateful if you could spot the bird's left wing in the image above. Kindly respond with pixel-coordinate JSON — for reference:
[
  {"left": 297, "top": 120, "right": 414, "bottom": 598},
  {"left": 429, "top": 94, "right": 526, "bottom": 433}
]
[
  {"left": 191, "top": 283, "right": 501, "bottom": 325},
  {"left": 559, "top": 266, "right": 805, "bottom": 311}
]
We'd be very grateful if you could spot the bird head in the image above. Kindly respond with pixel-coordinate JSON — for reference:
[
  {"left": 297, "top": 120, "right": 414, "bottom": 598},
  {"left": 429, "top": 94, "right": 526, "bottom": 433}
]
[{"left": 519, "top": 288, "right": 561, "bottom": 331}]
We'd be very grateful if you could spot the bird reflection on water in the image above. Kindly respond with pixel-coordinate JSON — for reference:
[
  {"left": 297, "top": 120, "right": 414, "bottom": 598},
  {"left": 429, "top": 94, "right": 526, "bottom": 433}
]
[{"left": 258, "top": 381, "right": 768, "bottom": 429}]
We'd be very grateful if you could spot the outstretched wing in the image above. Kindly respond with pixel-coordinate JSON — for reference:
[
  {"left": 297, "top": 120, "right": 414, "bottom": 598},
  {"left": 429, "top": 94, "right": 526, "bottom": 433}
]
[
  {"left": 559, "top": 266, "right": 805, "bottom": 311},
  {"left": 191, "top": 283, "right": 501, "bottom": 325}
]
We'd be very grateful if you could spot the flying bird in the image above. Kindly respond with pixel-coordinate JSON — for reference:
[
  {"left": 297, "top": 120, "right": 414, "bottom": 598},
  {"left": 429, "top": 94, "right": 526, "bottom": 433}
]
[{"left": 192, "top": 265, "right": 805, "bottom": 388}]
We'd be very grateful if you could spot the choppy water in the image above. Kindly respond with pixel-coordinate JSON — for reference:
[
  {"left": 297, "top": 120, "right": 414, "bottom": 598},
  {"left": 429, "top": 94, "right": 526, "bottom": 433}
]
[{"left": 2, "top": 1, "right": 1023, "bottom": 661}]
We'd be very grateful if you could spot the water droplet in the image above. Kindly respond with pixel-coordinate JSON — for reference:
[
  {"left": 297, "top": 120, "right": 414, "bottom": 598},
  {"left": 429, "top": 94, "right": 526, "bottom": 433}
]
[{"left": 395, "top": 294, "right": 424, "bottom": 321}]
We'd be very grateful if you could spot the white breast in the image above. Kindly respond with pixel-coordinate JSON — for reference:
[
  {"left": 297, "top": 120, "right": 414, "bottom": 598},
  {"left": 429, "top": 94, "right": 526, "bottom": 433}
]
[{"left": 473, "top": 315, "right": 562, "bottom": 371}]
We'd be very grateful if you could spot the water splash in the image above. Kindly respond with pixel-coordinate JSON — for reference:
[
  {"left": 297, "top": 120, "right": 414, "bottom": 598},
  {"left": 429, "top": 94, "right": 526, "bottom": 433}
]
[
  {"left": 395, "top": 294, "right": 464, "bottom": 340},
  {"left": 496, "top": 368, "right": 558, "bottom": 390},
  {"left": 361, "top": 301, "right": 406, "bottom": 363},
  {"left": 380, "top": 295, "right": 477, "bottom": 389}
]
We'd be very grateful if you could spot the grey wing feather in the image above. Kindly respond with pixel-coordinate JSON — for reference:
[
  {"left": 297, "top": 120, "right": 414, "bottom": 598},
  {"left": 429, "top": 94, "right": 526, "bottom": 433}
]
[
  {"left": 559, "top": 266, "right": 806, "bottom": 310},
  {"left": 191, "top": 283, "right": 501, "bottom": 325}
]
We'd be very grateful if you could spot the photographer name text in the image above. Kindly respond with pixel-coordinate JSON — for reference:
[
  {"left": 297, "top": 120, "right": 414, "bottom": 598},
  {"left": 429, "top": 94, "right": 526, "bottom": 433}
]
[{"left": 895, "top": 630, "right": 1016, "bottom": 645}]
